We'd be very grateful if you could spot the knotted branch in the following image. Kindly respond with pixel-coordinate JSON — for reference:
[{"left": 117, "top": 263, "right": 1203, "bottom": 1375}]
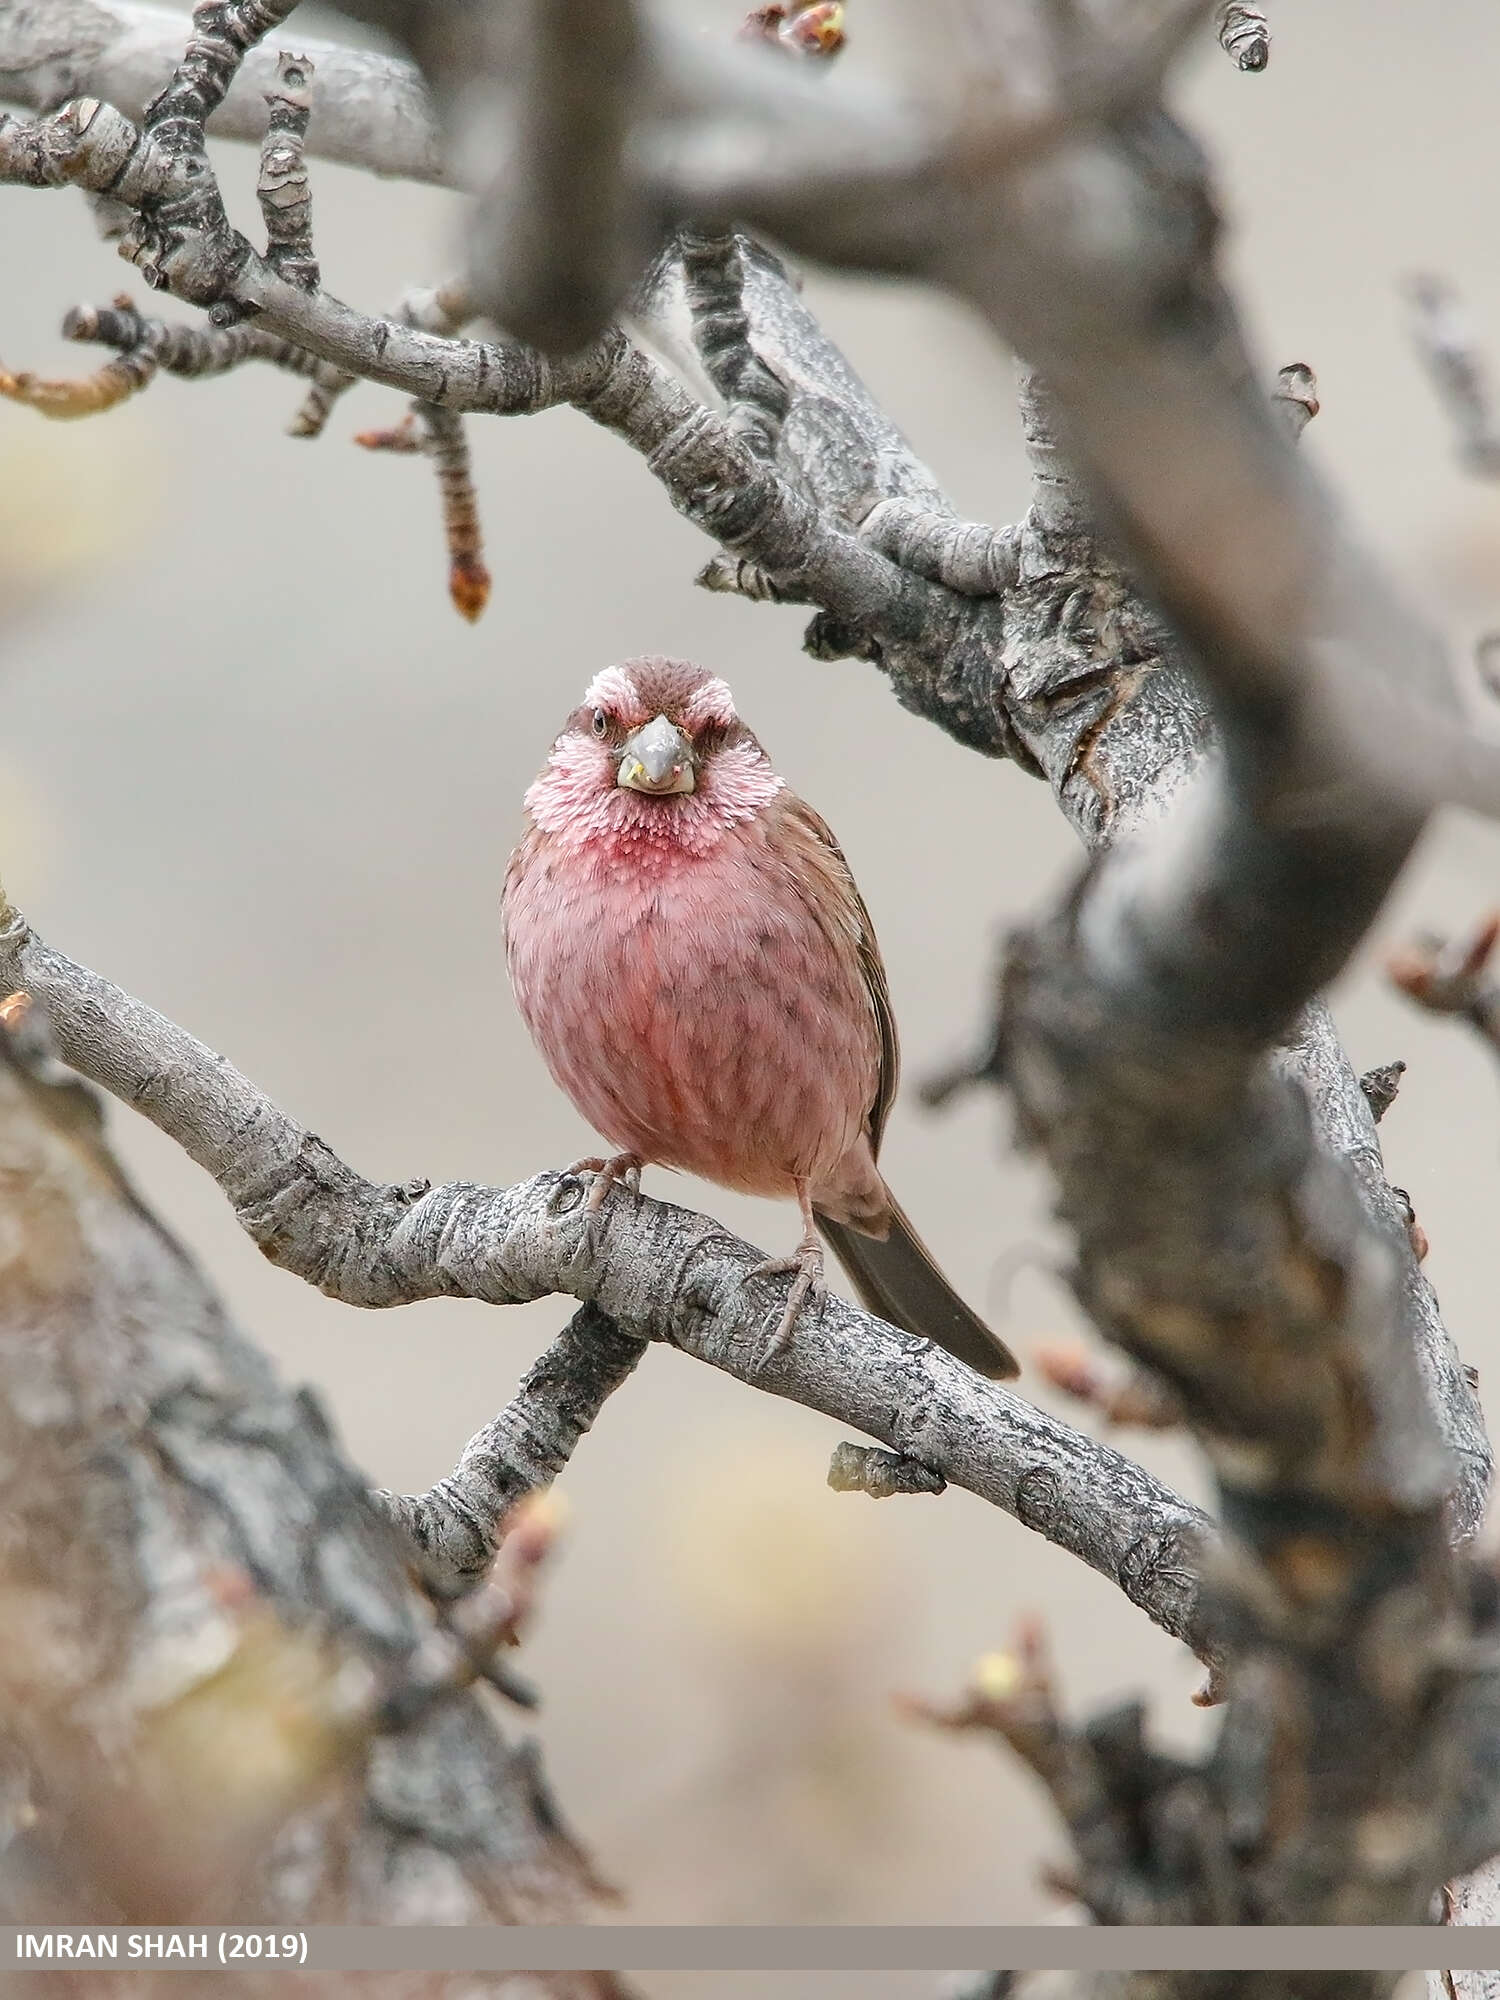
[
  {"left": 3, "top": 0, "right": 1498, "bottom": 1933},
  {"left": 0, "top": 890, "right": 1212, "bottom": 1651},
  {"left": 0, "top": 1001, "right": 606, "bottom": 1929}
]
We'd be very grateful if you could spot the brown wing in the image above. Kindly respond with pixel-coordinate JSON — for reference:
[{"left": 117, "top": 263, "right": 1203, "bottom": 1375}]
[{"left": 768, "top": 789, "right": 899, "bottom": 1160}]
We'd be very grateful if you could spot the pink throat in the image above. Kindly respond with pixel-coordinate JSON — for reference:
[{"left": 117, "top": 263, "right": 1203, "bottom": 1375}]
[{"left": 525, "top": 735, "right": 784, "bottom": 863}]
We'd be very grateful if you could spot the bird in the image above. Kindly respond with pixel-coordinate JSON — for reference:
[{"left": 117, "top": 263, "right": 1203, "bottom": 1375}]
[{"left": 501, "top": 654, "right": 1019, "bottom": 1381}]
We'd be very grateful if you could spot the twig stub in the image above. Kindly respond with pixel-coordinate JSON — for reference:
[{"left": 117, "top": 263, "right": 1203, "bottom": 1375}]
[{"left": 827, "top": 1441, "right": 947, "bottom": 1498}]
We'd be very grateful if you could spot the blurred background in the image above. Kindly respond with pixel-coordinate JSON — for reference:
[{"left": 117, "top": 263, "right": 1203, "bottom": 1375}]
[{"left": 3, "top": 0, "right": 1500, "bottom": 1969}]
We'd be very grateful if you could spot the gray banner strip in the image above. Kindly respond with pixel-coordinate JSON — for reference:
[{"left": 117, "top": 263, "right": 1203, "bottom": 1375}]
[{"left": 2, "top": 1929, "right": 1499, "bottom": 1972}]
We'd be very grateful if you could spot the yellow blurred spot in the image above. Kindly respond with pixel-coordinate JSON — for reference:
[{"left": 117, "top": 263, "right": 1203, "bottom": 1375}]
[
  {"left": 502, "top": 1482, "right": 569, "bottom": 1566},
  {"left": 0, "top": 407, "right": 159, "bottom": 593},
  {"left": 525, "top": 1484, "right": 570, "bottom": 1533},
  {"left": 970, "top": 1650, "right": 1022, "bottom": 1702},
  {"left": 130, "top": 1605, "right": 375, "bottom": 1865},
  {"left": 664, "top": 1440, "right": 880, "bottom": 1652}
]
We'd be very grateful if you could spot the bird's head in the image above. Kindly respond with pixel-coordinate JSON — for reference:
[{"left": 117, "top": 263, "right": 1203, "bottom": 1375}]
[{"left": 525, "top": 657, "right": 783, "bottom": 848}]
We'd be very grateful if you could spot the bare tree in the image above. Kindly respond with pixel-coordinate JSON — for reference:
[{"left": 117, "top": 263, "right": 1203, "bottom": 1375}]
[{"left": 2, "top": 0, "right": 1500, "bottom": 1975}]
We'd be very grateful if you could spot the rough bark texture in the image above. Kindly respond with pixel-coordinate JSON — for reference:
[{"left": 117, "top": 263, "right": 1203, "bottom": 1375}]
[
  {"left": 0, "top": 0, "right": 1497, "bottom": 1942},
  {"left": 0, "top": 1004, "right": 613, "bottom": 1954},
  {"left": 0, "top": 893, "right": 1211, "bottom": 1649},
  {"left": 0, "top": 0, "right": 444, "bottom": 180}
]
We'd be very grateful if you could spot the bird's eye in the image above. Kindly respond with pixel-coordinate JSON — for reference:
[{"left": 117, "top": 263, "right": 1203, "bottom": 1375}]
[{"left": 591, "top": 708, "right": 608, "bottom": 738}]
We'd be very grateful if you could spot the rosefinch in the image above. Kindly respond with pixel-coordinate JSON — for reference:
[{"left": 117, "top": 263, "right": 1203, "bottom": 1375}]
[{"left": 503, "top": 656, "right": 1019, "bottom": 1380}]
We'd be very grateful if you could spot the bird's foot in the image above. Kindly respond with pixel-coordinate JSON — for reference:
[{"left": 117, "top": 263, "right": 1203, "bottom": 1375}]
[
  {"left": 564, "top": 1152, "right": 643, "bottom": 1255},
  {"left": 753, "top": 1234, "right": 826, "bottom": 1353},
  {"left": 566, "top": 1152, "right": 644, "bottom": 1210}
]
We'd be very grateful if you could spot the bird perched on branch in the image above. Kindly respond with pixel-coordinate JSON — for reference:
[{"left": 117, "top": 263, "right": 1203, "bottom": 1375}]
[{"left": 503, "top": 655, "right": 1018, "bottom": 1381}]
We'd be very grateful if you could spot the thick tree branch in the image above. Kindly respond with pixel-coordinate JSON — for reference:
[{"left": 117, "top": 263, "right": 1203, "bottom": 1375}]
[
  {"left": 0, "top": 1000, "right": 607, "bottom": 1933},
  {"left": 0, "top": 894, "right": 1213, "bottom": 1653},
  {"left": 0, "top": 0, "right": 1482, "bottom": 1588},
  {"left": 0, "top": 0, "right": 445, "bottom": 182},
  {"left": 459, "top": 0, "right": 644, "bottom": 354},
  {"left": 27, "top": 248, "right": 1001, "bottom": 742},
  {"left": 4, "top": 0, "right": 1498, "bottom": 1930},
  {"left": 977, "top": 326, "right": 1485, "bottom": 1937},
  {"left": 673, "top": 64, "right": 1498, "bottom": 1922}
]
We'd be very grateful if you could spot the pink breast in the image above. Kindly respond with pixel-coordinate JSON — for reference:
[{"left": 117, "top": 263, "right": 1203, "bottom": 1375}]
[{"left": 504, "top": 813, "right": 879, "bottom": 1198}]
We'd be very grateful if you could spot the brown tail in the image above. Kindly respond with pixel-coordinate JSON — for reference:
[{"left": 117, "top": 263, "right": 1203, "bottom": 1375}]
[{"left": 815, "top": 1191, "right": 1019, "bottom": 1381}]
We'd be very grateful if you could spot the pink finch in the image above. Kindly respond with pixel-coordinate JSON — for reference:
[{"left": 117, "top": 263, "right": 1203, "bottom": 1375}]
[{"left": 502, "top": 655, "right": 1019, "bottom": 1381}]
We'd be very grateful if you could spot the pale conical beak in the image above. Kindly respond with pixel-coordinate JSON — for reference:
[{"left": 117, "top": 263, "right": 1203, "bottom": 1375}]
[{"left": 617, "top": 715, "right": 695, "bottom": 795}]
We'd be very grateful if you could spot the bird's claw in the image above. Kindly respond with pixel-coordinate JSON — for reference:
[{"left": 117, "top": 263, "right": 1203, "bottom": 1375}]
[
  {"left": 564, "top": 1153, "right": 644, "bottom": 1210},
  {"left": 564, "top": 1153, "right": 643, "bottom": 1256},
  {"left": 752, "top": 1238, "right": 826, "bottom": 1353}
]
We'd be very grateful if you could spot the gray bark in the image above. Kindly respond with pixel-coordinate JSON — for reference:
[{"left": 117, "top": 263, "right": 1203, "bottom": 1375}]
[
  {"left": 0, "top": 0, "right": 444, "bottom": 180},
  {"left": 0, "top": 1001, "right": 615, "bottom": 1959},
  {"left": 0, "top": 896, "right": 1212, "bottom": 1650},
  {"left": 0, "top": 0, "right": 1497, "bottom": 1938}
]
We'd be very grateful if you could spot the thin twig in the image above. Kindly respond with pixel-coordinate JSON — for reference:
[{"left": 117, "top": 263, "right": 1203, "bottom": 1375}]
[
  {"left": 1358, "top": 1061, "right": 1407, "bottom": 1124},
  {"left": 375, "top": 1307, "right": 648, "bottom": 1593},
  {"left": 1406, "top": 276, "right": 1500, "bottom": 477},
  {"left": 1391, "top": 916, "right": 1500, "bottom": 1053},
  {"left": 1215, "top": 1, "right": 1269, "bottom": 70},
  {"left": 1034, "top": 1344, "right": 1184, "bottom": 1431},
  {"left": 257, "top": 48, "right": 318, "bottom": 293},
  {"left": 827, "top": 1442, "right": 947, "bottom": 1497},
  {"left": 680, "top": 228, "right": 791, "bottom": 462}
]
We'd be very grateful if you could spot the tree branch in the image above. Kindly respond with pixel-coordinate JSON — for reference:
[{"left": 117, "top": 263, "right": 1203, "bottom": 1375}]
[
  {"left": 0, "top": 998, "right": 607, "bottom": 1932},
  {"left": 1391, "top": 915, "right": 1500, "bottom": 1058},
  {"left": 375, "top": 1307, "right": 649, "bottom": 1595},
  {"left": 680, "top": 226, "right": 791, "bottom": 463},
  {"left": 973, "top": 262, "right": 1489, "bottom": 1934},
  {"left": 0, "top": 0, "right": 1482, "bottom": 1608},
  {"left": 1216, "top": 2, "right": 1269, "bottom": 71},
  {"left": 256, "top": 45, "right": 317, "bottom": 292},
  {"left": 28, "top": 252, "right": 1003, "bottom": 745},
  {"left": 0, "top": 0, "right": 445, "bottom": 183},
  {"left": 0, "top": 894, "right": 1213, "bottom": 1653},
  {"left": 907, "top": 1623, "right": 1241, "bottom": 1921},
  {"left": 459, "top": 0, "right": 644, "bottom": 354},
  {"left": 1405, "top": 275, "right": 1500, "bottom": 478},
  {"left": 4, "top": 0, "right": 1498, "bottom": 1928}
]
